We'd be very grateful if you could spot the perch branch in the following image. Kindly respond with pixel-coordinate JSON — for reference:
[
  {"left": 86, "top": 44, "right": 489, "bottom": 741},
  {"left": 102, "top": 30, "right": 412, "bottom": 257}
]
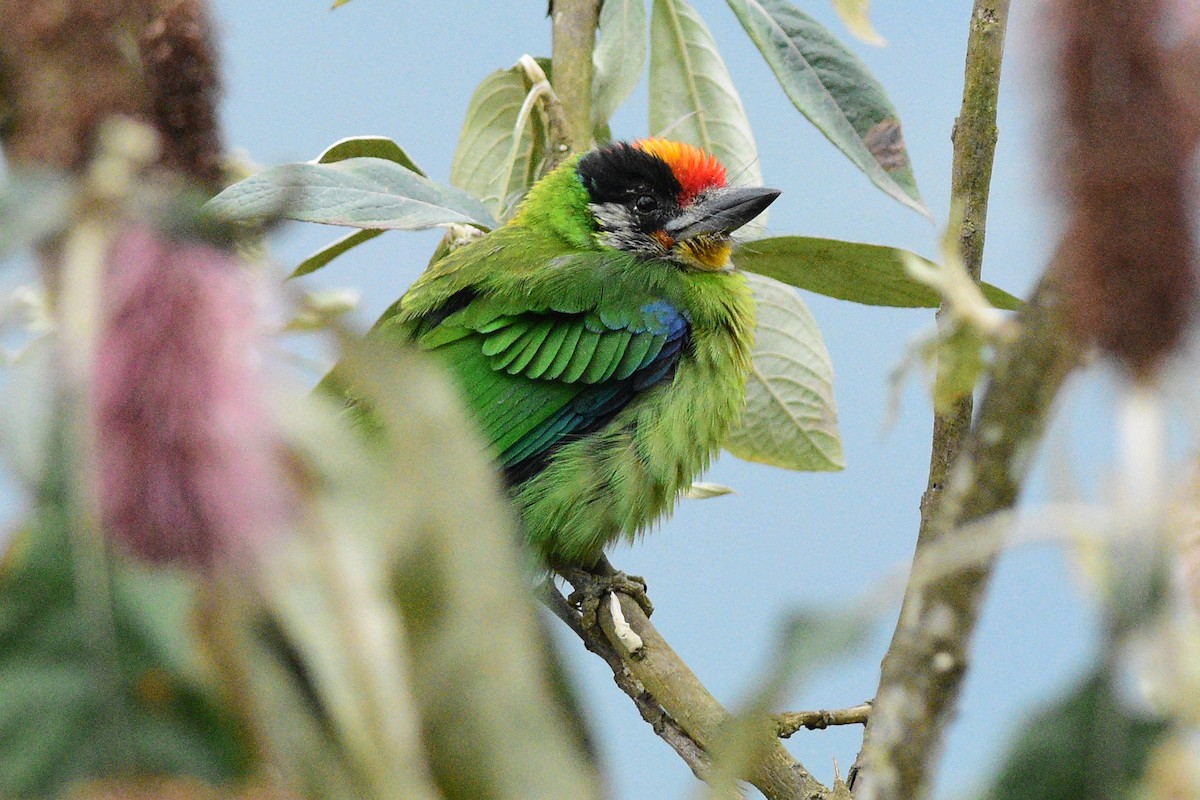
[{"left": 551, "top": 558, "right": 833, "bottom": 800}]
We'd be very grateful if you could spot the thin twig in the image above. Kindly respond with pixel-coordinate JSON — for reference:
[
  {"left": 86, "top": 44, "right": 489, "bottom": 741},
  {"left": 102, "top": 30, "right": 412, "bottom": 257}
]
[
  {"left": 776, "top": 703, "right": 871, "bottom": 738},
  {"left": 551, "top": 558, "right": 833, "bottom": 800}
]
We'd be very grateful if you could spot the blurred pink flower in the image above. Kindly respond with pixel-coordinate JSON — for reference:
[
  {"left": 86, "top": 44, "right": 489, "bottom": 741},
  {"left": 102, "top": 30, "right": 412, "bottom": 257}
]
[{"left": 93, "top": 225, "right": 290, "bottom": 568}]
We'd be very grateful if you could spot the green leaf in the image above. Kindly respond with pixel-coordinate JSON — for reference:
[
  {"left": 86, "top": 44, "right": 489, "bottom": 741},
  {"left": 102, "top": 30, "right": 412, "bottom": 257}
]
[
  {"left": 0, "top": 496, "right": 251, "bottom": 797},
  {"left": 983, "top": 667, "right": 1168, "bottom": 800},
  {"left": 831, "top": 0, "right": 884, "bottom": 45},
  {"left": 331, "top": 0, "right": 352, "bottom": 7},
  {"left": 649, "top": 0, "right": 763, "bottom": 191},
  {"left": 725, "top": 0, "right": 928, "bottom": 217},
  {"left": 734, "top": 236, "right": 1023, "bottom": 309},
  {"left": 283, "top": 137, "right": 426, "bottom": 277},
  {"left": 206, "top": 157, "right": 497, "bottom": 231},
  {"left": 725, "top": 272, "right": 843, "bottom": 471},
  {"left": 290, "top": 228, "right": 383, "bottom": 279},
  {"left": 315, "top": 135, "right": 426, "bottom": 175},
  {"left": 451, "top": 65, "right": 549, "bottom": 219},
  {"left": 592, "top": 0, "right": 647, "bottom": 130}
]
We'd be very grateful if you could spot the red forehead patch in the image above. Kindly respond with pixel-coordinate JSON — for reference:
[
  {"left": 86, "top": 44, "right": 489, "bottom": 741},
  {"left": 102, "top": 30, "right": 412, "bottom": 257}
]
[{"left": 634, "top": 138, "right": 727, "bottom": 205}]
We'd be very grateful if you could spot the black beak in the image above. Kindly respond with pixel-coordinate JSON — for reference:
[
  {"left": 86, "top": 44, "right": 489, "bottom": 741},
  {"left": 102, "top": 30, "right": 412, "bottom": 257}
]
[{"left": 663, "top": 185, "right": 781, "bottom": 240}]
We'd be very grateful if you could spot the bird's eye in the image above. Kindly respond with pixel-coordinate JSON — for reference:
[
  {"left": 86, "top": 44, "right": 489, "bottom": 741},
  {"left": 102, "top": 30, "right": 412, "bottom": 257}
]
[{"left": 634, "top": 194, "right": 659, "bottom": 213}]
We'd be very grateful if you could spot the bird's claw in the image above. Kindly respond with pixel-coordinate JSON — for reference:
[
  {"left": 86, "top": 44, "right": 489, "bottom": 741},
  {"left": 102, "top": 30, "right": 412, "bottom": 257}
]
[{"left": 566, "top": 570, "right": 653, "bottom": 631}]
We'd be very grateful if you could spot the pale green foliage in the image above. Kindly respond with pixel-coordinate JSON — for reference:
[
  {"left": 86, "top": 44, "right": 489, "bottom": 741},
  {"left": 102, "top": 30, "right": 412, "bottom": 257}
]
[
  {"left": 831, "top": 0, "right": 885, "bottom": 45},
  {"left": 451, "top": 63, "right": 550, "bottom": 219},
  {"left": 592, "top": 0, "right": 648, "bottom": 133},
  {"left": 735, "top": 236, "right": 1021, "bottom": 309},
  {"left": 649, "top": 0, "right": 763, "bottom": 190},
  {"left": 207, "top": 156, "right": 497, "bottom": 230},
  {"left": 724, "top": 273, "right": 844, "bottom": 472},
  {"left": 726, "top": 0, "right": 928, "bottom": 216}
]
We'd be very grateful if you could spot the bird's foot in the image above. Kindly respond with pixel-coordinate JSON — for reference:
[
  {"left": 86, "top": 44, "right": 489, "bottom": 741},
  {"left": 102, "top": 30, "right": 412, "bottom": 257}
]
[{"left": 562, "top": 568, "right": 654, "bottom": 632}]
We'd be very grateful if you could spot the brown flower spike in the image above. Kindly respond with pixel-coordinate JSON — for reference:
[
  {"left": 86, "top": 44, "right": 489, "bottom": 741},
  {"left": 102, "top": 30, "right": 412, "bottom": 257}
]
[{"left": 1054, "top": 0, "right": 1200, "bottom": 380}]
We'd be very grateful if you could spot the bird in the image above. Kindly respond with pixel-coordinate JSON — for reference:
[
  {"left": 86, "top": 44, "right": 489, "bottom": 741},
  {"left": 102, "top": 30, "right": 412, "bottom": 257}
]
[{"left": 341, "top": 138, "right": 779, "bottom": 571}]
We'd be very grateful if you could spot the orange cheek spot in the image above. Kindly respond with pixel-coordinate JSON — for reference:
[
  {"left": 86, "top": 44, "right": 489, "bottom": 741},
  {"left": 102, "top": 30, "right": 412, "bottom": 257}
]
[{"left": 653, "top": 230, "right": 676, "bottom": 250}]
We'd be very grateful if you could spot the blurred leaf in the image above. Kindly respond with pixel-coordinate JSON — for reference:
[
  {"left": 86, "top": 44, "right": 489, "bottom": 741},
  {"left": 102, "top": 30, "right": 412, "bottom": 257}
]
[
  {"left": 592, "top": 0, "right": 647, "bottom": 130},
  {"left": 649, "top": 0, "right": 763, "bottom": 192},
  {"left": 290, "top": 229, "right": 383, "bottom": 279},
  {"left": 983, "top": 667, "right": 1168, "bottom": 800},
  {"left": 0, "top": 171, "right": 75, "bottom": 260},
  {"left": 451, "top": 65, "right": 549, "bottom": 219},
  {"left": 706, "top": 608, "right": 872, "bottom": 798},
  {"left": 930, "top": 323, "right": 988, "bottom": 412},
  {"left": 315, "top": 135, "right": 426, "bottom": 175},
  {"left": 283, "top": 288, "right": 361, "bottom": 332},
  {"left": 831, "top": 0, "right": 884, "bottom": 45},
  {"left": 0, "top": 333, "right": 54, "bottom": 487},
  {"left": 725, "top": 0, "right": 928, "bottom": 217},
  {"left": 209, "top": 579, "right": 369, "bottom": 800},
  {"left": 0, "top": 484, "right": 251, "bottom": 797},
  {"left": 332, "top": 341, "right": 603, "bottom": 800},
  {"left": 725, "top": 273, "right": 843, "bottom": 471},
  {"left": 734, "top": 236, "right": 1022, "bottom": 309},
  {"left": 686, "top": 481, "right": 735, "bottom": 499},
  {"left": 207, "top": 158, "right": 497, "bottom": 231},
  {"left": 330, "top": 0, "right": 352, "bottom": 7}
]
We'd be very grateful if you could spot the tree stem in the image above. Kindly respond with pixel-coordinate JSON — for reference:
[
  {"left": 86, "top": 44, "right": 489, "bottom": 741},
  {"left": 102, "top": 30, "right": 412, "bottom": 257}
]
[
  {"left": 550, "top": 0, "right": 601, "bottom": 152},
  {"left": 852, "top": 2, "right": 1033, "bottom": 798}
]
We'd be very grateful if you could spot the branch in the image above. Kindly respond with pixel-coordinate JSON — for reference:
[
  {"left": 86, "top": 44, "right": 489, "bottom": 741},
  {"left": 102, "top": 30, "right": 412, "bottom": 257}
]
[
  {"left": 851, "top": 3, "right": 1077, "bottom": 798},
  {"left": 541, "top": 584, "right": 716, "bottom": 783},
  {"left": 776, "top": 703, "right": 871, "bottom": 738},
  {"left": 551, "top": 559, "right": 833, "bottom": 800},
  {"left": 549, "top": 0, "right": 600, "bottom": 152},
  {"left": 853, "top": 264, "right": 1081, "bottom": 799}
]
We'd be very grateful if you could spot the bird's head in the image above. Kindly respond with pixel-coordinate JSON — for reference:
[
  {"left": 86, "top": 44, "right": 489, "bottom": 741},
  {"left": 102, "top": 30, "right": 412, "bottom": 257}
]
[{"left": 572, "top": 138, "right": 780, "bottom": 271}]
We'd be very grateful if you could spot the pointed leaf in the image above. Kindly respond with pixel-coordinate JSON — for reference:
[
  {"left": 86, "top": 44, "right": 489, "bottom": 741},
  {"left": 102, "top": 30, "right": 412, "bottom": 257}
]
[
  {"left": 725, "top": 273, "right": 843, "bottom": 471},
  {"left": 290, "top": 228, "right": 383, "bottom": 279},
  {"left": 831, "top": 0, "right": 884, "bottom": 45},
  {"left": 735, "top": 236, "right": 1022, "bottom": 309},
  {"left": 685, "top": 481, "right": 735, "bottom": 499},
  {"left": 592, "top": 0, "right": 648, "bottom": 129},
  {"left": 206, "top": 157, "right": 497, "bottom": 231},
  {"left": 649, "top": 0, "right": 763, "bottom": 190},
  {"left": 451, "top": 65, "right": 548, "bottom": 218},
  {"left": 726, "top": 0, "right": 928, "bottom": 216},
  {"left": 316, "top": 135, "right": 426, "bottom": 175}
]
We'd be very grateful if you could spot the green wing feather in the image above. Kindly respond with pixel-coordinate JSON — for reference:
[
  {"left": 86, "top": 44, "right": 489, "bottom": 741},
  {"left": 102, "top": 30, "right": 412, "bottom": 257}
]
[{"left": 389, "top": 295, "right": 687, "bottom": 474}]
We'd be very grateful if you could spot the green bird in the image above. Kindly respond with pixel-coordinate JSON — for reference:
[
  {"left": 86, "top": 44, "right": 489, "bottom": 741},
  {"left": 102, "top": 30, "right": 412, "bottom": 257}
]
[{"left": 346, "top": 138, "right": 778, "bottom": 570}]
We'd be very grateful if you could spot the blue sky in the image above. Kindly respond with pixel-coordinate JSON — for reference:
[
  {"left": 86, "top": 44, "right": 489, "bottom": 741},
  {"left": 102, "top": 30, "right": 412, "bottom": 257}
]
[{"left": 16, "top": 1, "right": 1118, "bottom": 798}]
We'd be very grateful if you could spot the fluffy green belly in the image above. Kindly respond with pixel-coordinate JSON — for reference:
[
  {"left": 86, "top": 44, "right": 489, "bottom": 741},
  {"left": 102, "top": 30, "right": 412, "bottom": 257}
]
[{"left": 513, "top": 345, "right": 747, "bottom": 566}]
